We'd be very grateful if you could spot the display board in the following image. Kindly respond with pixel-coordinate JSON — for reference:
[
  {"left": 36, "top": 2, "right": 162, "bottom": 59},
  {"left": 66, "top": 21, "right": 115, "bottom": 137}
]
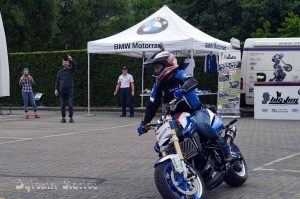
[
  {"left": 243, "top": 50, "right": 300, "bottom": 105},
  {"left": 217, "top": 51, "right": 241, "bottom": 117},
  {"left": 254, "top": 82, "right": 300, "bottom": 120}
]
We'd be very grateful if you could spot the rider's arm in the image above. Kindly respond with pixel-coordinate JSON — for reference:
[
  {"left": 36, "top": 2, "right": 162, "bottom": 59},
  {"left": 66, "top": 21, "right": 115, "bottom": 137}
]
[
  {"left": 175, "top": 70, "right": 199, "bottom": 93},
  {"left": 143, "top": 83, "right": 162, "bottom": 124}
]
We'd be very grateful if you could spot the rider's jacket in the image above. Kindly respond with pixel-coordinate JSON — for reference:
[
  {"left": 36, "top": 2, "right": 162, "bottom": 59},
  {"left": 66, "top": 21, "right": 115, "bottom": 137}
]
[{"left": 143, "top": 67, "right": 201, "bottom": 124}]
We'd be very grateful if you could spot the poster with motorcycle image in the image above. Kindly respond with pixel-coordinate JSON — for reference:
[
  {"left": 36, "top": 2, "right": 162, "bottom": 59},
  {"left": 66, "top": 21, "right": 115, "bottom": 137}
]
[
  {"left": 246, "top": 51, "right": 300, "bottom": 83},
  {"left": 218, "top": 51, "right": 241, "bottom": 117}
]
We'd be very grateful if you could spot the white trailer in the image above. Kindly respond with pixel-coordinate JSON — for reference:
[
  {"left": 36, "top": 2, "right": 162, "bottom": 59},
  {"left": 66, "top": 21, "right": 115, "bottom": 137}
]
[{"left": 241, "top": 38, "right": 300, "bottom": 105}]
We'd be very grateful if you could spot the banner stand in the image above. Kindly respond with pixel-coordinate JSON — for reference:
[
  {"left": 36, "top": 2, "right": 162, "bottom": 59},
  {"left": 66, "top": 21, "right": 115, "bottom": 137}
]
[{"left": 217, "top": 51, "right": 241, "bottom": 118}]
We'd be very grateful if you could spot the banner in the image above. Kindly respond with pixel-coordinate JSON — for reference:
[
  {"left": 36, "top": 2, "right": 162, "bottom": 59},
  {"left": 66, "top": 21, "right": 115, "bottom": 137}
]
[
  {"left": 217, "top": 51, "right": 241, "bottom": 117},
  {"left": 254, "top": 83, "right": 300, "bottom": 120},
  {"left": 0, "top": 12, "right": 10, "bottom": 97}
]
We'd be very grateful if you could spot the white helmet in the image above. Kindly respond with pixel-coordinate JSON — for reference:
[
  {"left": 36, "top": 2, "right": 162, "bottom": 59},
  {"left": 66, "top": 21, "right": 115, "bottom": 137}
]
[
  {"left": 144, "top": 51, "right": 177, "bottom": 67},
  {"left": 144, "top": 51, "right": 178, "bottom": 84}
]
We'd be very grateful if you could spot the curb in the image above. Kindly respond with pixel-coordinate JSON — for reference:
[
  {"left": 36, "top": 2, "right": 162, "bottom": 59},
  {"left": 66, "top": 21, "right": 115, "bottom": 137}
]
[{"left": 0, "top": 106, "right": 148, "bottom": 113}]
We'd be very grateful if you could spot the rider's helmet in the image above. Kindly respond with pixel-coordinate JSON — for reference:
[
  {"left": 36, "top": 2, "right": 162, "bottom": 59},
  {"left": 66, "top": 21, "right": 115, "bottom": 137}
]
[
  {"left": 279, "top": 53, "right": 284, "bottom": 58},
  {"left": 272, "top": 53, "right": 284, "bottom": 65},
  {"left": 144, "top": 51, "right": 178, "bottom": 84}
]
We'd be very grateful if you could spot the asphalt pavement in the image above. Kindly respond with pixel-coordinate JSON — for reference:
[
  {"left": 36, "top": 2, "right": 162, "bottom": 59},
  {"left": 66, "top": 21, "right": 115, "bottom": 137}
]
[{"left": 0, "top": 110, "right": 299, "bottom": 199}]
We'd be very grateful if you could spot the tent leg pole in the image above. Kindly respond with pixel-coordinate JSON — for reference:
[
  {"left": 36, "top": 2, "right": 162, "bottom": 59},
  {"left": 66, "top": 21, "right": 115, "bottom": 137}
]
[
  {"left": 84, "top": 53, "right": 95, "bottom": 117},
  {"left": 141, "top": 57, "right": 145, "bottom": 108},
  {"left": 88, "top": 53, "right": 90, "bottom": 115}
]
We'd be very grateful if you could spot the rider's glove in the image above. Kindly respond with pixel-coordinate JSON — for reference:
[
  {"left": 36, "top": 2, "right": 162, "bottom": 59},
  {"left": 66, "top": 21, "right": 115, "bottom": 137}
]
[
  {"left": 137, "top": 122, "right": 147, "bottom": 136},
  {"left": 174, "top": 88, "right": 184, "bottom": 100}
]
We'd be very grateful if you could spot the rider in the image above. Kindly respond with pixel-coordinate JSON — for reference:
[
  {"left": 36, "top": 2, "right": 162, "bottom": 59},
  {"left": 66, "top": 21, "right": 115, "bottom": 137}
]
[
  {"left": 270, "top": 53, "right": 286, "bottom": 82},
  {"left": 137, "top": 51, "right": 233, "bottom": 162},
  {"left": 272, "top": 53, "right": 283, "bottom": 66}
]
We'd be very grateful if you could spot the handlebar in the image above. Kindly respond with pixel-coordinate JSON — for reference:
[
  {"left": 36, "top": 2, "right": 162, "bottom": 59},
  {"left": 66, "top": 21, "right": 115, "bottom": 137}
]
[
  {"left": 229, "top": 119, "right": 237, "bottom": 126},
  {"left": 224, "top": 119, "right": 237, "bottom": 129},
  {"left": 140, "top": 98, "right": 183, "bottom": 136},
  {"left": 166, "top": 98, "right": 185, "bottom": 112}
]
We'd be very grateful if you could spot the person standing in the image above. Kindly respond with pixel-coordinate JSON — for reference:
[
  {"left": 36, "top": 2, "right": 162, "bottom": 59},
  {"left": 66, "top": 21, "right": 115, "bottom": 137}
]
[
  {"left": 19, "top": 68, "right": 40, "bottom": 119},
  {"left": 55, "top": 54, "right": 76, "bottom": 123},
  {"left": 114, "top": 66, "right": 135, "bottom": 117}
]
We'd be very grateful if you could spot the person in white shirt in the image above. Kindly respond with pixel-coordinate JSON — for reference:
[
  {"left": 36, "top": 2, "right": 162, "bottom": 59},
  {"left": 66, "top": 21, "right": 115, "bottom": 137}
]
[{"left": 114, "top": 66, "right": 135, "bottom": 117}]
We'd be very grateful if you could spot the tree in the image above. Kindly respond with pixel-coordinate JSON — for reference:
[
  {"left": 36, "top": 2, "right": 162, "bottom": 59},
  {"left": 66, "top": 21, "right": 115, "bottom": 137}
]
[
  {"left": 251, "top": 12, "right": 300, "bottom": 38},
  {"left": 164, "top": 0, "right": 243, "bottom": 41},
  {"left": 52, "top": 0, "right": 132, "bottom": 50},
  {"left": 251, "top": 20, "right": 273, "bottom": 38},
  {"left": 0, "top": 0, "right": 59, "bottom": 52},
  {"left": 0, "top": 0, "right": 299, "bottom": 52},
  {"left": 278, "top": 12, "right": 300, "bottom": 37},
  {"left": 130, "top": 0, "right": 161, "bottom": 22},
  {"left": 242, "top": 0, "right": 299, "bottom": 39}
]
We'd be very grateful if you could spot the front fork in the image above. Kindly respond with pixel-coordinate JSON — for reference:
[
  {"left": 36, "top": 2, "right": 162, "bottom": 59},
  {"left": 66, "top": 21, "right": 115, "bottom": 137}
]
[{"left": 160, "top": 116, "right": 189, "bottom": 180}]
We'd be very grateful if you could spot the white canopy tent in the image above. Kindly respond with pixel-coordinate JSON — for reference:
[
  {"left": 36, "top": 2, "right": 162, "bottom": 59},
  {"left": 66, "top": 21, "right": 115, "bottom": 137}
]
[
  {"left": 0, "top": 12, "right": 10, "bottom": 97},
  {"left": 87, "top": 5, "right": 236, "bottom": 114}
]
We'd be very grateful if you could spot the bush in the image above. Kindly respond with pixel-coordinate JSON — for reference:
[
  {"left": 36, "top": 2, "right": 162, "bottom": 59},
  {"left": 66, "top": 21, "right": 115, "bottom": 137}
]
[{"left": 3, "top": 50, "right": 218, "bottom": 107}]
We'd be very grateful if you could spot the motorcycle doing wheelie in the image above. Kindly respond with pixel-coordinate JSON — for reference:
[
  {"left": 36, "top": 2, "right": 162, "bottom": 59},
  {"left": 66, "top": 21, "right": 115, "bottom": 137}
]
[
  {"left": 141, "top": 99, "right": 248, "bottom": 199},
  {"left": 269, "top": 53, "right": 293, "bottom": 82}
]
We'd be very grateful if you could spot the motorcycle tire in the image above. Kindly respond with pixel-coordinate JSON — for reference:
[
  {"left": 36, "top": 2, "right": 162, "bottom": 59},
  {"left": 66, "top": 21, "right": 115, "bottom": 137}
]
[
  {"left": 154, "top": 160, "right": 206, "bottom": 199},
  {"left": 224, "top": 158, "right": 248, "bottom": 187},
  {"left": 284, "top": 64, "right": 292, "bottom": 72}
]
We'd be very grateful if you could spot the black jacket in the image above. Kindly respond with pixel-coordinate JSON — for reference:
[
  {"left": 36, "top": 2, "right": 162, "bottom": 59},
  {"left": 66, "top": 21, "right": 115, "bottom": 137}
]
[
  {"left": 55, "top": 61, "right": 76, "bottom": 90},
  {"left": 143, "top": 69, "right": 200, "bottom": 124}
]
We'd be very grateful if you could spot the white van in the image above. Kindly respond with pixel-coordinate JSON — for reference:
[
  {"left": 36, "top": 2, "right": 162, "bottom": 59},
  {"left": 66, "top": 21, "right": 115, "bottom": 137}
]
[{"left": 241, "top": 38, "right": 300, "bottom": 105}]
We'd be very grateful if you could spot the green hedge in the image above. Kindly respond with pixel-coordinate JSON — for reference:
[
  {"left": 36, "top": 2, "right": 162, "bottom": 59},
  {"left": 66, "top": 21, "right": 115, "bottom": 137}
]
[{"left": 3, "top": 50, "right": 218, "bottom": 107}]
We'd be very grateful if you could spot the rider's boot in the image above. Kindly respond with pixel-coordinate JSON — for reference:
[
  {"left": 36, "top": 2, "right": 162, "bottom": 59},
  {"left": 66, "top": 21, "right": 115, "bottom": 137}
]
[
  {"left": 216, "top": 138, "right": 233, "bottom": 162},
  {"left": 223, "top": 147, "right": 233, "bottom": 163}
]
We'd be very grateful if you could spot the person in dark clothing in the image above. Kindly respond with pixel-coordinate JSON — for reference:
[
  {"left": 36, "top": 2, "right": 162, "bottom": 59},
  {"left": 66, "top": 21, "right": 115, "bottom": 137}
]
[{"left": 55, "top": 54, "right": 76, "bottom": 123}]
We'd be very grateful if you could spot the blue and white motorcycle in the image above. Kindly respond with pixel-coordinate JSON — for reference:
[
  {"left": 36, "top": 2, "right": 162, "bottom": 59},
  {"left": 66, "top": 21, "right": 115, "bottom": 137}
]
[{"left": 141, "top": 99, "right": 248, "bottom": 199}]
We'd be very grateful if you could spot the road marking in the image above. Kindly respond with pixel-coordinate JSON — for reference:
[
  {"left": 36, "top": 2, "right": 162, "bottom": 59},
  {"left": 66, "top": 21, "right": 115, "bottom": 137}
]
[
  {"left": 0, "top": 123, "right": 137, "bottom": 145},
  {"left": 258, "top": 168, "right": 275, "bottom": 171},
  {"left": 283, "top": 169, "right": 300, "bottom": 173},
  {"left": 253, "top": 167, "right": 263, "bottom": 171},
  {"left": 0, "top": 118, "right": 20, "bottom": 122},
  {"left": 0, "top": 125, "right": 121, "bottom": 131},
  {"left": 264, "top": 152, "right": 300, "bottom": 166},
  {"left": 253, "top": 152, "right": 300, "bottom": 171},
  {"left": 255, "top": 168, "right": 300, "bottom": 174},
  {"left": 0, "top": 137, "right": 28, "bottom": 140}
]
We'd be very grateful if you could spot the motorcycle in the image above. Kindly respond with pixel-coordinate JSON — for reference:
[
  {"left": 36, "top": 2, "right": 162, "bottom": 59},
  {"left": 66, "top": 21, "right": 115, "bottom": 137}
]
[
  {"left": 141, "top": 99, "right": 248, "bottom": 199},
  {"left": 269, "top": 54, "right": 293, "bottom": 82}
]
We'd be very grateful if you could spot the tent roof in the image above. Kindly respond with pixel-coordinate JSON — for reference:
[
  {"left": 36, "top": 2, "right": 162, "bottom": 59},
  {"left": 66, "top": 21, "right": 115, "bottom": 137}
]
[{"left": 88, "top": 5, "right": 233, "bottom": 57}]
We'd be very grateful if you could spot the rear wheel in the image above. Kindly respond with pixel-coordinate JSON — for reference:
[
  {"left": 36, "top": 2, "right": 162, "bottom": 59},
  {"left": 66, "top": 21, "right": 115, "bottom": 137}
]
[
  {"left": 224, "top": 159, "right": 248, "bottom": 187},
  {"left": 154, "top": 161, "right": 206, "bottom": 199},
  {"left": 224, "top": 144, "right": 248, "bottom": 187}
]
